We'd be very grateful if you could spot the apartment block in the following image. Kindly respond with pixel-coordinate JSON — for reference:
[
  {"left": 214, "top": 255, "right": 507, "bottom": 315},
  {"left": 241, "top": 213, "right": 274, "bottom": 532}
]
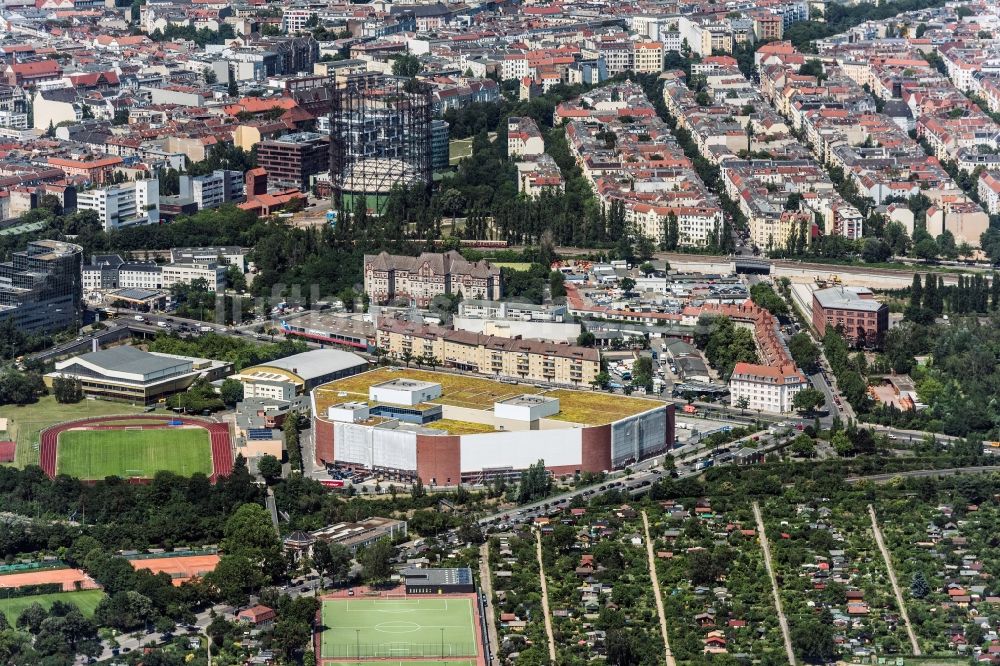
[
  {"left": 507, "top": 116, "right": 545, "bottom": 157},
  {"left": 729, "top": 362, "right": 807, "bottom": 414},
  {"left": 374, "top": 319, "right": 600, "bottom": 387},
  {"left": 77, "top": 178, "right": 160, "bottom": 231},
  {"left": 179, "top": 170, "right": 245, "bottom": 210}
]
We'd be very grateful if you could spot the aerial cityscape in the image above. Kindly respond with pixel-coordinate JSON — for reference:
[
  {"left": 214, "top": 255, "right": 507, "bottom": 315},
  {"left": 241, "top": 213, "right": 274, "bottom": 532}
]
[{"left": 0, "top": 0, "right": 999, "bottom": 664}]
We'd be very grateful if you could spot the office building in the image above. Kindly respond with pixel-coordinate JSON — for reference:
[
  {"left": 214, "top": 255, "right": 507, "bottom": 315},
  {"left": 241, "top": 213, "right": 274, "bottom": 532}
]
[
  {"left": 76, "top": 178, "right": 160, "bottom": 231},
  {"left": 431, "top": 119, "right": 450, "bottom": 170},
  {"left": 161, "top": 261, "right": 227, "bottom": 292},
  {"left": 257, "top": 132, "right": 330, "bottom": 191},
  {"left": 0, "top": 240, "right": 82, "bottom": 334}
]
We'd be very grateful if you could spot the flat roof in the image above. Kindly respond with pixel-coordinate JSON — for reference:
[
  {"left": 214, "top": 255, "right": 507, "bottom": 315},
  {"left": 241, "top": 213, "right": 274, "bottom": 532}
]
[
  {"left": 371, "top": 378, "right": 440, "bottom": 391},
  {"left": 813, "top": 286, "right": 883, "bottom": 312},
  {"left": 402, "top": 567, "right": 473, "bottom": 586},
  {"left": 314, "top": 368, "right": 663, "bottom": 428},
  {"left": 498, "top": 394, "right": 558, "bottom": 407}
]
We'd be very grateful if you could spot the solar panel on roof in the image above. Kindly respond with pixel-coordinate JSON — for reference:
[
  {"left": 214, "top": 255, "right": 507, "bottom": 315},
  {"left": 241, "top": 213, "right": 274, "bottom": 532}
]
[{"left": 248, "top": 429, "right": 274, "bottom": 440}]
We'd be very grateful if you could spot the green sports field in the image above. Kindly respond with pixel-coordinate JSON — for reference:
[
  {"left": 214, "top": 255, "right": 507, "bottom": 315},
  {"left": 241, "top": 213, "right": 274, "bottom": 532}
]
[
  {"left": 320, "top": 597, "right": 478, "bottom": 660},
  {"left": 0, "top": 590, "right": 104, "bottom": 622},
  {"left": 56, "top": 428, "right": 212, "bottom": 480}
]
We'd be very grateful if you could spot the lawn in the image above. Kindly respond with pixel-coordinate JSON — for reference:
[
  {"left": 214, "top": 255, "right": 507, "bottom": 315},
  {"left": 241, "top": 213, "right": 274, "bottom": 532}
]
[
  {"left": 545, "top": 388, "right": 662, "bottom": 424},
  {"left": 314, "top": 368, "right": 545, "bottom": 413},
  {"left": 492, "top": 262, "right": 532, "bottom": 272},
  {"left": 320, "top": 597, "right": 478, "bottom": 660},
  {"left": 0, "top": 590, "right": 104, "bottom": 623},
  {"left": 423, "top": 418, "right": 496, "bottom": 435},
  {"left": 1, "top": 396, "right": 146, "bottom": 468},
  {"left": 56, "top": 427, "right": 212, "bottom": 480},
  {"left": 449, "top": 138, "right": 473, "bottom": 165}
]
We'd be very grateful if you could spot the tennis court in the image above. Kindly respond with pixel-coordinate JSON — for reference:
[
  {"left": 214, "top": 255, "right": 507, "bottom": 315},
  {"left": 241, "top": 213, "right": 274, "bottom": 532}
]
[{"left": 320, "top": 597, "right": 479, "bottom": 660}]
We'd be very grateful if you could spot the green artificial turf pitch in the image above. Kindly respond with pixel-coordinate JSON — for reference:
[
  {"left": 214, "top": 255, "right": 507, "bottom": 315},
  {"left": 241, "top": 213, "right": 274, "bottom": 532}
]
[
  {"left": 320, "top": 597, "right": 478, "bottom": 660},
  {"left": 56, "top": 427, "right": 212, "bottom": 479},
  {"left": 0, "top": 590, "right": 105, "bottom": 622}
]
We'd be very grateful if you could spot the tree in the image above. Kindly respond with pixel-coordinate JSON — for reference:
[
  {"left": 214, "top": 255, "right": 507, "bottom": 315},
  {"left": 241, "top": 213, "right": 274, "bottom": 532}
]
[
  {"left": 788, "top": 333, "right": 820, "bottom": 371},
  {"left": 663, "top": 212, "right": 680, "bottom": 250},
  {"left": 94, "top": 590, "right": 154, "bottom": 631},
  {"left": 909, "top": 273, "right": 923, "bottom": 311},
  {"left": 359, "top": 538, "right": 394, "bottom": 585},
  {"left": 792, "top": 619, "right": 837, "bottom": 663},
  {"left": 52, "top": 376, "right": 84, "bottom": 404},
  {"left": 219, "top": 378, "right": 244, "bottom": 406},
  {"left": 203, "top": 67, "right": 217, "bottom": 84},
  {"left": 257, "top": 454, "right": 282, "bottom": 483},
  {"left": 220, "top": 503, "right": 284, "bottom": 581},
  {"left": 577, "top": 331, "right": 596, "bottom": 347},
  {"left": 793, "top": 388, "right": 825, "bottom": 414},
  {"left": 832, "top": 431, "right": 853, "bottom": 457},
  {"left": 910, "top": 571, "right": 930, "bottom": 599},
  {"left": 791, "top": 433, "right": 816, "bottom": 457},
  {"left": 208, "top": 554, "right": 263, "bottom": 605},
  {"left": 391, "top": 53, "right": 422, "bottom": 78},
  {"left": 16, "top": 603, "right": 48, "bottom": 634},
  {"left": 914, "top": 237, "right": 939, "bottom": 261},
  {"left": 228, "top": 78, "right": 239, "bottom": 97},
  {"left": 438, "top": 188, "right": 464, "bottom": 225},
  {"left": 620, "top": 277, "right": 636, "bottom": 293}
]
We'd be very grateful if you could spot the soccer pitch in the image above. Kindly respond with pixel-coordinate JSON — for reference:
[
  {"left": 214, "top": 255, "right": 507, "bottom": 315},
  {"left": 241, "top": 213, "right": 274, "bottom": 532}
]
[
  {"left": 321, "top": 597, "right": 479, "bottom": 660},
  {"left": 56, "top": 428, "right": 212, "bottom": 479}
]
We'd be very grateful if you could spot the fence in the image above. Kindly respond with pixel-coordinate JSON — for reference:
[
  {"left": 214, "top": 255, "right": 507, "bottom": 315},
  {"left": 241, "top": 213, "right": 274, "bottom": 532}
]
[
  {"left": 127, "top": 548, "right": 218, "bottom": 561},
  {"left": 323, "top": 642, "right": 479, "bottom": 659},
  {"left": 0, "top": 583, "right": 63, "bottom": 599},
  {"left": 0, "top": 561, "right": 65, "bottom": 575}
]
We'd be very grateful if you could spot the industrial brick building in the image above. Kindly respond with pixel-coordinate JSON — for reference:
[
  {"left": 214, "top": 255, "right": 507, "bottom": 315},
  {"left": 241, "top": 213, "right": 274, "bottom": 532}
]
[{"left": 812, "top": 286, "right": 889, "bottom": 346}]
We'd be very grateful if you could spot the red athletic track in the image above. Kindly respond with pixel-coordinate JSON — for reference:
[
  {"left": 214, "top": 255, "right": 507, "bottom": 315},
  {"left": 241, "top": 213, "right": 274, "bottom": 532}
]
[{"left": 39, "top": 415, "right": 233, "bottom": 483}]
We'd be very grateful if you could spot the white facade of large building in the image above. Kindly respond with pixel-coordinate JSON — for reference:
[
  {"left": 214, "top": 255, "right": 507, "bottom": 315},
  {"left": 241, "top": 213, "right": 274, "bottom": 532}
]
[
  {"left": 729, "top": 362, "right": 808, "bottom": 414},
  {"left": 77, "top": 179, "right": 160, "bottom": 231}
]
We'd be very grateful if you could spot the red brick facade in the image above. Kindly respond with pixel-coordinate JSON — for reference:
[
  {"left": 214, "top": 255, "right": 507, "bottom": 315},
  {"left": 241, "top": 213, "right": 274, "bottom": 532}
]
[
  {"left": 581, "top": 424, "right": 612, "bottom": 472},
  {"left": 314, "top": 418, "right": 334, "bottom": 464},
  {"left": 415, "top": 434, "right": 461, "bottom": 486}
]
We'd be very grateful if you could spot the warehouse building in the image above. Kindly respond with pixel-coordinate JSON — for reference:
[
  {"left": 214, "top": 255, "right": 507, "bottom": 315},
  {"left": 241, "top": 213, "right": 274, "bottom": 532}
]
[{"left": 233, "top": 349, "right": 368, "bottom": 401}]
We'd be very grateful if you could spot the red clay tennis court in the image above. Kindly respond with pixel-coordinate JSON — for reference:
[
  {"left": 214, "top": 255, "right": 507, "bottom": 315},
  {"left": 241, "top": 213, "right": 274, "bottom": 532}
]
[
  {"left": 128, "top": 554, "right": 221, "bottom": 586},
  {"left": 0, "top": 568, "right": 99, "bottom": 592}
]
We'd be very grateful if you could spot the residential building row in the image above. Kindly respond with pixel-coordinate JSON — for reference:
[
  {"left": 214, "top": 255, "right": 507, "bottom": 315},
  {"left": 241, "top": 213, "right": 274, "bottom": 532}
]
[{"left": 557, "top": 82, "right": 723, "bottom": 247}]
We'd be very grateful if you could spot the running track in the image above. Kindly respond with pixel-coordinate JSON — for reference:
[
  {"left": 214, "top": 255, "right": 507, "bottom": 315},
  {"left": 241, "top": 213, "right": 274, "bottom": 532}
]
[{"left": 39, "top": 415, "right": 234, "bottom": 483}]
